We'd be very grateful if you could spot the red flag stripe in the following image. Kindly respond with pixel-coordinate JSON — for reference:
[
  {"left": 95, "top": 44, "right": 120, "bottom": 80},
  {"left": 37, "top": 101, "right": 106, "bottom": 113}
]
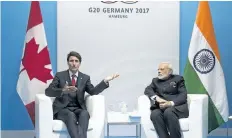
[
  {"left": 27, "top": 1, "right": 43, "bottom": 31},
  {"left": 25, "top": 101, "right": 35, "bottom": 126}
]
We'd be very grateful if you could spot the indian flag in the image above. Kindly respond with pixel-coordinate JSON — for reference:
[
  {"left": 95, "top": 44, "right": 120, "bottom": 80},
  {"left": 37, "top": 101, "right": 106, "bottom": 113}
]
[{"left": 183, "top": 1, "right": 229, "bottom": 133}]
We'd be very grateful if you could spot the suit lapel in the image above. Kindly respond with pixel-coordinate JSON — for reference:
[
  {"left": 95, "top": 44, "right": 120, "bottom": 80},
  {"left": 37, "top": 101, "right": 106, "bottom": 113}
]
[
  {"left": 77, "top": 72, "right": 84, "bottom": 88},
  {"left": 66, "top": 70, "right": 72, "bottom": 86}
]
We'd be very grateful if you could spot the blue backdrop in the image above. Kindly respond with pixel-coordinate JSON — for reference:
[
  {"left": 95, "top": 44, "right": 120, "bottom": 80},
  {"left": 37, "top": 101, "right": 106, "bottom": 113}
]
[
  {"left": 1, "top": 1, "right": 232, "bottom": 133},
  {"left": 1, "top": 1, "right": 57, "bottom": 130},
  {"left": 180, "top": 1, "right": 232, "bottom": 128}
]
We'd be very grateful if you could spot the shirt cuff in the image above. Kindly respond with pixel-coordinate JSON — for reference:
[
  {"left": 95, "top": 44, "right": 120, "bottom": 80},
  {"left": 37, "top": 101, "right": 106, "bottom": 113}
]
[
  {"left": 150, "top": 95, "right": 157, "bottom": 101},
  {"left": 170, "top": 101, "right": 175, "bottom": 106},
  {"left": 104, "top": 80, "right": 109, "bottom": 86}
]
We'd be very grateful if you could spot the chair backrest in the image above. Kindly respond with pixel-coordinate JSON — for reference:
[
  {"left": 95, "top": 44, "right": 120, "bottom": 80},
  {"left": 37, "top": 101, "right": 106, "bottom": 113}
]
[
  {"left": 187, "top": 95, "right": 191, "bottom": 109},
  {"left": 84, "top": 93, "right": 90, "bottom": 101}
]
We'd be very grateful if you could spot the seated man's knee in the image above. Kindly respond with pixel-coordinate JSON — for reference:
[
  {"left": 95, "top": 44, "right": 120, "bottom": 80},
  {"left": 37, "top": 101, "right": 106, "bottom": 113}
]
[
  {"left": 65, "top": 112, "right": 77, "bottom": 122},
  {"left": 150, "top": 109, "right": 162, "bottom": 121},
  {"left": 79, "top": 110, "right": 90, "bottom": 119},
  {"left": 163, "top": 107, "right": 176, "bottom": 119}
]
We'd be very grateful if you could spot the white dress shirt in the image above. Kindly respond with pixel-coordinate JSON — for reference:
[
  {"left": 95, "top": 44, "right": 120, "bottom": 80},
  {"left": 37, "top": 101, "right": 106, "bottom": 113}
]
[{"left": 69, "top": 70, "right": 78, "bottom": 83}]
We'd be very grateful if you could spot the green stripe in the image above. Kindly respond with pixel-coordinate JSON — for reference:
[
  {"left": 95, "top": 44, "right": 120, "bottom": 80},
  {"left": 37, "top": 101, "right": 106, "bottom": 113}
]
[
  {"left": 184, "top": 60, "right": 225, "bottom": 133},
  {"left": 208, "top": 97, "right": 225, "bottom": 132}
]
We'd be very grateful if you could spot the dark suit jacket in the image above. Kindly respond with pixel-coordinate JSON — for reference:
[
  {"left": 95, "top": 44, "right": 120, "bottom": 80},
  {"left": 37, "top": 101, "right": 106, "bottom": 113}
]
[
  {"left": 144, "top": 74, "right": 188, "bottom": 115},
  {"left": 45, "top": 70, "right": 109, "bottom": 115}
]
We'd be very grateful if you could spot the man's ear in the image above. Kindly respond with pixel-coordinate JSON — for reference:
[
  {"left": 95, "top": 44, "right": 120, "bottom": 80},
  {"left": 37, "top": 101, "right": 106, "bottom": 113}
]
[{"left": 169, "top": 69, "right": 173, "bottom": 75}]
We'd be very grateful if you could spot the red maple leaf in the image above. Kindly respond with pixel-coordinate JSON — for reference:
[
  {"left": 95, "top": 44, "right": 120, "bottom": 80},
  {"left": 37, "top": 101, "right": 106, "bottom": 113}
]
[{"left": 20, "top": 38, "right": 53, "bottom": 83}]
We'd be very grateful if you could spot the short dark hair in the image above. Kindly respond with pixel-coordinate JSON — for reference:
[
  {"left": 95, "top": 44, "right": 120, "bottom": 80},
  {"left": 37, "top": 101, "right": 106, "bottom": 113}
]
[{"left": 67, "top": 51, "right": 82, "bottom": 62}]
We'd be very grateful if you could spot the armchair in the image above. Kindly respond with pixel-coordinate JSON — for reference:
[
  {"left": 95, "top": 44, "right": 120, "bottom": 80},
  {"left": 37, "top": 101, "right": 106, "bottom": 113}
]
[
  {"left": 138, "top": 94, "right": 208, "bottom": 138},
  {"left": 35, "top": 94, "right": 106, "bottom": 138}
]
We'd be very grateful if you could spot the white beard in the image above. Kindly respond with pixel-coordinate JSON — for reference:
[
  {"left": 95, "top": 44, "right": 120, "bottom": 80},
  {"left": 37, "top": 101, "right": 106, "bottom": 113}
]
[{"left": 158, "top": 74, "right": 171, "bottom": 80}]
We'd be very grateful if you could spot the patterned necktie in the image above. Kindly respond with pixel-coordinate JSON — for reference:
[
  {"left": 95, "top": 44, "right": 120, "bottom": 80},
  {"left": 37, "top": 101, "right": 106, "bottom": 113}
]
[{"left": 71, "top": 75, "right": 76, "bottom": 86}]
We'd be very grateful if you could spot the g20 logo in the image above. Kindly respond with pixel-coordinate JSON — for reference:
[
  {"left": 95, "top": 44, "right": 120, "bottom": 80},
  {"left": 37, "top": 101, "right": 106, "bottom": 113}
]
[{"left": 101, "top": 1, "right": 138, "bottom": 4}]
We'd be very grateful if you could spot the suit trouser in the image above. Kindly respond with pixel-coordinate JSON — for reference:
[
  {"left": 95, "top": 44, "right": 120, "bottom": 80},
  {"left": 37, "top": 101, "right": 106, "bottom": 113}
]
[
  {"left": 55, "top": 107, "right": 90, "bottom": 138},
  {"left": 150, "top": 107, "right": 188, "bottom": 138}
]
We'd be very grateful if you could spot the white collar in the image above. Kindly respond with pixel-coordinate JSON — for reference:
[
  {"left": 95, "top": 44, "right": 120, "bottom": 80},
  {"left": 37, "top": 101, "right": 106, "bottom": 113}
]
[{"left": 69, "top": 70, "right": 78, "bottom": 78}]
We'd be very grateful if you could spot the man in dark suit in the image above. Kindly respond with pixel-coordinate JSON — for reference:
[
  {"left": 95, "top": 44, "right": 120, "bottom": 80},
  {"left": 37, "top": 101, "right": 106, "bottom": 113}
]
[
  {"left": 144, "top": 62, "right": 189, "bottom": 138},
  {"left": 45, "top": 51, "right": 119, "bottom": 138}
]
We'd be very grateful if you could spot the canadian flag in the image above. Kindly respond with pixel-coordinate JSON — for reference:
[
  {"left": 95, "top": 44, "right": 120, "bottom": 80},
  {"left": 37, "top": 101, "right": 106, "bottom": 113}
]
[{"left": 17, "top": 1, "right": 53, "bottom": 126}]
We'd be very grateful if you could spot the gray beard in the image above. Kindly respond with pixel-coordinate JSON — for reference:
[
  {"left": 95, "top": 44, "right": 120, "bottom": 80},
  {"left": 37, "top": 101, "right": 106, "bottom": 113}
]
[{"left": 158, "top": 74, "right": 170, "bottom": 80}]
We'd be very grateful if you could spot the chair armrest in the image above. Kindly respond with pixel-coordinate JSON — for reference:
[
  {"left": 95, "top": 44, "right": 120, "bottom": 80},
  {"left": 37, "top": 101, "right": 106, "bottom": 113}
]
[
  {"left": 35, "top": 94, "right": 54, "bottom": 138},
  {"left": 85, "top": 95, "right": 105, "bottom": 138},
  {"left": 138, "top": 95, "right": 151, "bottom": 118},
  {"left": 85, "top": 95, "right": 105, "bottom": 119},
  {"left": 138, "top": 95, "right": 159, "bottom": 138},
  {"left": 188, "top": 94, "right": 208, "bottom": 138}
]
